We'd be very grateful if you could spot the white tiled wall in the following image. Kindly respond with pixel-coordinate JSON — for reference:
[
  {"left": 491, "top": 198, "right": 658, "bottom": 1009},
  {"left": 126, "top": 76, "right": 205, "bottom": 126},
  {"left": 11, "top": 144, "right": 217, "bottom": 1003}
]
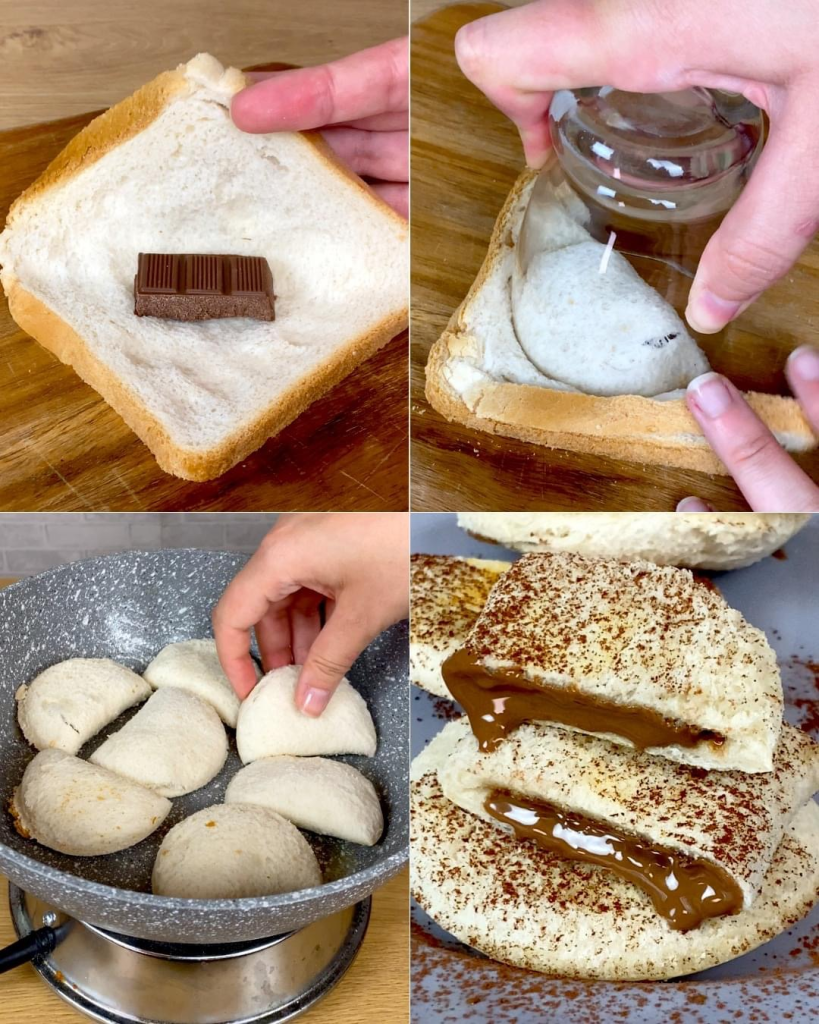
[{"left": 0, "top": 514, "right": 278, "bottom": 575}]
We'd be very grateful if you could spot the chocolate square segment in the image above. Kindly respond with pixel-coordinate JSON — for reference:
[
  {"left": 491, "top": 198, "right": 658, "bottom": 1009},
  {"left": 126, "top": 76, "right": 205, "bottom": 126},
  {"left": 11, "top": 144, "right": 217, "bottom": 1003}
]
[
  {"left": 134, "top": 253, "right": 275, "bottom": 321},
  {"left": 184, "top": 254, "right": 224, "bottom": 295},
  {"left": 138, "top": 253, "right": 182, "bottom": 294},
  {"left": 230, "top": 255, "right": 273, "bottom": 296}
]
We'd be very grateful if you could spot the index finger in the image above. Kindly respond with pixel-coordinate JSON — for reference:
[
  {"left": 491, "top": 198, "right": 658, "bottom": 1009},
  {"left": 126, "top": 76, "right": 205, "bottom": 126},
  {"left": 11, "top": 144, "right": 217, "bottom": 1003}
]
[
  {"left": 686, "top": 372, "right": 819, "bottom": 512},
  {"left": 231, "top": 37, "right": 408, "bottom": 134},
  {"left": 212, "top": 549, "right": 302, "bottom": 698}
]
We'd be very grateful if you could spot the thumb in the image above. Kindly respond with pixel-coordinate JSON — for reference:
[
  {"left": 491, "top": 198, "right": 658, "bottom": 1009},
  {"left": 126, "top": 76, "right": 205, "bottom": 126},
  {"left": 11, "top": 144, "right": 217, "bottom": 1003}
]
[
  {"left": 294, "top": 601, "right": 374, "bottom": 717},
  {"left": 687, "top": 101, "right": 819, "bottom": 333}
]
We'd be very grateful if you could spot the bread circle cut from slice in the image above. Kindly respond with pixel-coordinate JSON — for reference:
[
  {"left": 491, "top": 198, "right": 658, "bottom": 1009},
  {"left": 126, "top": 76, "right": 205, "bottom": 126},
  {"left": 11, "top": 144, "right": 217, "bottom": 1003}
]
[
  {"left": 438, "top": 719, "right": 819, "bottom": 913},
  {"left": 143, "top": 637, "right": 257, "bottom": 728},
  {"left": 152, "top": 803, "right": 322, "bottom": 899},
  {"left": 15, "top": 657, "right": 151, "bottom": 755},
  {"left": 451, "top": 551, "right": 782, "bottom": 772},
  {"left": 410, "top": 554, "right": 511, "bottom": 698},
  {"left": 410, "top": 724, "right": 819, "bottom": 980},
  {"left": 225, "top": 755, "right": 383, "bottom": 846},
  {"left": 10, "top": 748, "right": 171, "bottom": 856},
  {"left": 236, "top": 665, "right": 376, "bottom": 763},
  {"left": 90, "top": 687, "right": 227, "bottom": 796},
  {"left": 456, "top": 511, "right": 810, "bottom": 569}
]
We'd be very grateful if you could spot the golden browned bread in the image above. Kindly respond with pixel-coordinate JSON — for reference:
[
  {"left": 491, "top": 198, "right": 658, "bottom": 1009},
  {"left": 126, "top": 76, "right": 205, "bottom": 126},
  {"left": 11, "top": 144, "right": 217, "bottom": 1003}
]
[{"left": 410, "top": 554, "right": 511, "bottom": 697}]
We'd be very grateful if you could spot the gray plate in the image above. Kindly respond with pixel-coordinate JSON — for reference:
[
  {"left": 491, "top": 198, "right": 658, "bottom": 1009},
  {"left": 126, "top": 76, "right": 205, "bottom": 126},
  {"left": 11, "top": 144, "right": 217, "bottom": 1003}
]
[
  {"left": 410, "top": 513, "right": 819, "bottom": 1023},
  {"left": 0, "top": 549, "right": 408, "bottom": 944}
]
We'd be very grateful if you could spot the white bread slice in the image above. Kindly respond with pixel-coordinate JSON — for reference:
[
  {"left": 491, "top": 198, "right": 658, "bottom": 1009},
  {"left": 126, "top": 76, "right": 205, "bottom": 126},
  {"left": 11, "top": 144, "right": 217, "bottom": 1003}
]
[
  {"left": 425, "top": 170, "right": 815, "bottom": 475},
  {"left": 0, "top": 54, "right": 408, "bottom": 481},
  {"left": 410, "top": 553, "right": 511, "bottom": 697},
  {"left": 411, "top": 728, "right": 819, "bottom": 981},
  {"left": 457, "top": 512, "right": 810, "bottom": 570}
]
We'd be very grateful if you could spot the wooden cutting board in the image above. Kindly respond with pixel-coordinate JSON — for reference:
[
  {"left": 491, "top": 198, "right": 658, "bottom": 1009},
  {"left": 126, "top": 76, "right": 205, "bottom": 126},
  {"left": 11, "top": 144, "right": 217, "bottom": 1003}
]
[
  {"left": 410, "top": 3, "right": 819, "bottom": 511},
  {"left": 0, "top": 65, "right": 407, "bottom": 512}
]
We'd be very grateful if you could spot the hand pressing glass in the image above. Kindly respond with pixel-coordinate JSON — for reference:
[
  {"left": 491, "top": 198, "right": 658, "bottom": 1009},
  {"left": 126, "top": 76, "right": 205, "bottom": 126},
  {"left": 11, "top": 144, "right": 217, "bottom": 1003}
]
[
  {"left": 454, "top": 0, "right": 819, "bottom": 508},
  {"left": 231, "top": 37, "right": 408, "bottom": 217},
  {"left": 454, "top": 0, "right": 819, "bottom": 335},
  {"left": 212, "top": 513, "right": 408, "bottom": 716}
]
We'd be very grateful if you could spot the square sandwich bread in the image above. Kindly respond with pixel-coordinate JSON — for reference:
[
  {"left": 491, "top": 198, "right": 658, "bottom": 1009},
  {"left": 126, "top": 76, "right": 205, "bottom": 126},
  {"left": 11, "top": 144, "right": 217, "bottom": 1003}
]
[{"left": 0, "top": 54, "right": 408, "bottom": 480}]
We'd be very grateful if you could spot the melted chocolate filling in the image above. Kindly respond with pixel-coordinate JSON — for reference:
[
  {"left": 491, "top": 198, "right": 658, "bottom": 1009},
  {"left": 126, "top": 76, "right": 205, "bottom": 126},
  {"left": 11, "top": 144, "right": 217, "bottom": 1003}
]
[
  {"left": 442, "top": 649, "right": 724, "bottom": 753},
  {"left": 485, "top": 790, "right": 743, "bottom": 931}
]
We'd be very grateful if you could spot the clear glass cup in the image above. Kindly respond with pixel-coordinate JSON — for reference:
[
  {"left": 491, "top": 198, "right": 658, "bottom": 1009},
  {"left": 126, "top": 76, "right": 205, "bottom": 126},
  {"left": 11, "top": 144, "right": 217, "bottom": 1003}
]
[{"left": 509, "top": 86, "right": 807, "bottom": 398}]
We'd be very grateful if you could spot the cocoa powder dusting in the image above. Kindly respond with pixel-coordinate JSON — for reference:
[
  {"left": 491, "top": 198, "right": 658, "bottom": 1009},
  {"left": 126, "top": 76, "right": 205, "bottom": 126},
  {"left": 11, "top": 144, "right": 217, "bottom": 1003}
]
[
  {"left": 411, "top": 554, "right": 506, "bottom": 647},
  {"left": 412, "top": 933, "right": 819, "bottom": 1023},
  {"left": 432, "top": 698, "right": 463, "bottom": 722},
  {"left": 784, "top": 655, "right": 819, "bottom": 739}
]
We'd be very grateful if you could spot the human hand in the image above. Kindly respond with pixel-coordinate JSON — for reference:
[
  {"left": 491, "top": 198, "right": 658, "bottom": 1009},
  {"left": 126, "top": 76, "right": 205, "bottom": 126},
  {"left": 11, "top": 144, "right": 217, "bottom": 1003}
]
[
  {"left": 677, "top": 346, "right": 819, "bottom": 511},
  {"left": 453, "top": 0, "right": 819, "bottom": 333},
  {"left": 231, "top": 38, "right": 408, "bottom": 217},
  {"left": 212, "top": 513, "right": 408, "bottom": 715}
]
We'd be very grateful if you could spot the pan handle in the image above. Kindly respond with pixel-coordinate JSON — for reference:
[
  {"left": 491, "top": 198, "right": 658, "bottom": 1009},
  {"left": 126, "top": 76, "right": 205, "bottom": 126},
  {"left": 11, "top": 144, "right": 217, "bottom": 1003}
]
[{"left": 0, "top": 923, "right": 68, "bottom": 973}]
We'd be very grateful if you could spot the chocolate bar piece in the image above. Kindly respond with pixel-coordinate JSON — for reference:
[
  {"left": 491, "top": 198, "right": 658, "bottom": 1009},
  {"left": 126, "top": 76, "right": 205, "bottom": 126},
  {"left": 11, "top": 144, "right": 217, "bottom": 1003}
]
[{"left": 134, "top": 253, "right": 275, "bottom": 321}]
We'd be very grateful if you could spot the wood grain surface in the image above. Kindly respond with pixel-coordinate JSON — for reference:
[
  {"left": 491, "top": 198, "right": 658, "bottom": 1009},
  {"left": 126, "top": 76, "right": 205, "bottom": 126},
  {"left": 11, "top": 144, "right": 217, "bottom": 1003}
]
[
  {"left": 0, "top": 568, "right": 408, "bottom": 1022},
  {"left": 410, "top": 3, "right": 819, "bottom": 511},
  {"left": 0, "top": 0, "right": 407, "bottom": 129},
  {"left": 0, "top": 62, "right": 408, "bottom": 512},
  {"left": 412, "top": 0, "right": 525, "bottom": 20},
  {"left": 0, "top": 869, "right": 409, "bottom": 1023}
]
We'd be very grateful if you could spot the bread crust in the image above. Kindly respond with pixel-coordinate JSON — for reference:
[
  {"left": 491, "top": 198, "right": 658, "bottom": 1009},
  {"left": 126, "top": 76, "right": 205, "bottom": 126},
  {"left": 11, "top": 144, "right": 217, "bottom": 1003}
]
[
  {"left": 425, "top": 171, "right": 815, "bottom": 476},
  {"left": 2, "top": 61, "right": 408, "bottom": 481},
  {"left": 6, "top": 281, "right": 405, "bottom": 480}
]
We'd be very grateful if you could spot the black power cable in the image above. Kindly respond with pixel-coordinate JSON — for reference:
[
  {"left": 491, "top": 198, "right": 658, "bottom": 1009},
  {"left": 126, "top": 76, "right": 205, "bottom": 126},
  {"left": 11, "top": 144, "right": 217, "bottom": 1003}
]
[{"left": 0, "top": 923, "right": 68, "bottom": 973}]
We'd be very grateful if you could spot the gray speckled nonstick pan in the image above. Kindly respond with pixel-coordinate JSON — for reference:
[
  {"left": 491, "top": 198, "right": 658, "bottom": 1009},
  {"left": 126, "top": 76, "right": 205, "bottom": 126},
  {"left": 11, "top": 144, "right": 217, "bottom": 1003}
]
[{"left": 0, "top": 550, "right": 408, "bottom": 944}]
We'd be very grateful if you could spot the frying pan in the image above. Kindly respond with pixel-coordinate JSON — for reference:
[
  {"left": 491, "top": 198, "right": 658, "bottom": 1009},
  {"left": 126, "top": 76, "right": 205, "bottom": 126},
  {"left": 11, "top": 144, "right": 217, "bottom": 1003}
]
[{"left": 0, "top": 550, "right": 408, "bottom": 947}]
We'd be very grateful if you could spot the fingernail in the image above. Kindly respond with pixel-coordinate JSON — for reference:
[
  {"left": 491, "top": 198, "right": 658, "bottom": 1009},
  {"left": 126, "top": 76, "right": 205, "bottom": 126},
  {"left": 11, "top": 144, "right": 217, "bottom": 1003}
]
[
  {"left": 300, "top": 686, "right": 331, "bottom": 717},
  {"left": 686, "top": 291, "right": 740, "bottom": 334},
  {"left": 676, "top": 497, "right": 714, "bottom": 512},
  {"left": 687, "top": 372, "right": 734, "bottom": 419},
  {"left": 787, "top": 345, "right": 819, "bottom": 382}
]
